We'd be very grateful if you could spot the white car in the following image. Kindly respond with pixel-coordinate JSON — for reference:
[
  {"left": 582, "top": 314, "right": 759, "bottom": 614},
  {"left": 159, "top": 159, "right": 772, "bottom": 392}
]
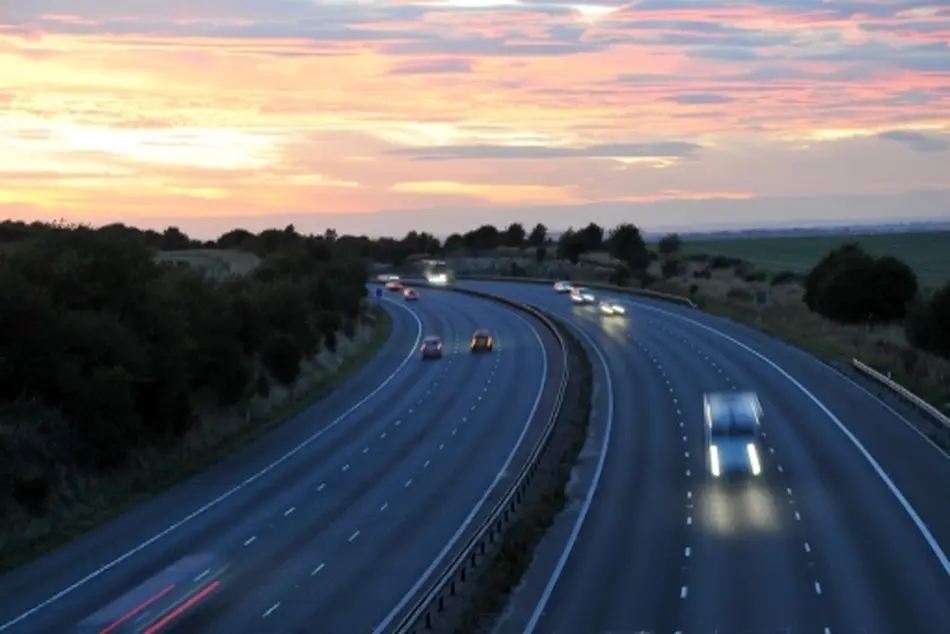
[
  {"left": 570, "top": 287, "right": 595, "bottom": 304},
  {"left": 553, "top": 280, "right": 572, "bottom": 293},
  {"left": 704, "top": 391, "right": 763, "bottom": 480},
  {"left": 598, "top": 300, "right": 625, "bottom": 315}
]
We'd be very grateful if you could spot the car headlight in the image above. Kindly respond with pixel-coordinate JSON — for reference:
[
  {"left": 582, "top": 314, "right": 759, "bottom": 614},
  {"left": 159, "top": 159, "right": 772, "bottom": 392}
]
[
  {"left": 746, "top": 443, "right": 761, "bottom": 475},
  {"left": 427, "top": 273, "right": 447, "bottom": 284}
]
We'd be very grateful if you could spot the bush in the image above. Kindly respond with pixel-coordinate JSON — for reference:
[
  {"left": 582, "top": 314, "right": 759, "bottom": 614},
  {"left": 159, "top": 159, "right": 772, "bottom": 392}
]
[
  {"left": 770, "top": 270, "right": 800, "bottom": 286},
  {"left": 804, "top": 244, "right": 918, "bottom": 325},
  {"left": 660, "top": 259, "right": 685, "bottom": 279},
  {"left": 906, "top": 282, "right": 950, "bottom": 359},
  {"left": 260, "top": 333, "right": 303, "bottom": 385},
  {"left": 0, "top": 222, "right": 372, "bottom": 521}
]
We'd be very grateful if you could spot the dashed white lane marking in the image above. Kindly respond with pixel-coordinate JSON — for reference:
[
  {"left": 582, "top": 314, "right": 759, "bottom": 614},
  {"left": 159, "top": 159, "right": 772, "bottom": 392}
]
[
  {"left": 380, "top": 431, "right": 387, "bottom": 439},
  {"left": 342, "top": 463, "right": 350, "bottom": 472},
  {"left": 686, "top": 516, "right": 692, "bottom": 525},
  {"left": 804, "top": 542, "right": 811, "bottom": 553},
  {"left": 404, "top": 478, "right": 413, "bottom": 488},
  {"left": 244, "top": 536, "right": 256, "bottom": 546},
  {"left": 684, "top": 547, "right": 691, "bottom": 557},
  {"left": 348, "top": 530, "right": 360, "bottom": 542},
  {"left": 311, "top": 563, "right": 325, "bottom": 575},
  {"left": 262, "top": 602, "right": 280, "bottom": 618},
  {"left": 423, "top": 460, "right": 430, "bottom": 468},
  {"left": 439, "top": 443, "right": 445, "bottom": 451},
  {"left": 284, "top": 507, "right": 295, "bottom": 516},
  {"left": 795, "top": 511, "right": 802, "bottom": 521},
  {"left": 395, "top": 419, "right": 402, "bottom": 425},
  {"left": 680, "top": 586, "right": 688, "bottom": 598},
  {"left": 363, "top": 446, "right": 369, "bottom": 454},
  {"left": 452, "top": 428, "right": 458, "bottom": 435},
  {"left": 317, "top": 482, "right": 326, "bottom": 491},
  {"left": 814, "top": 581, "right": 822, "bottom": 595},
  {"left": 380, "top": 502, "right": 388, "bottom": 512}
]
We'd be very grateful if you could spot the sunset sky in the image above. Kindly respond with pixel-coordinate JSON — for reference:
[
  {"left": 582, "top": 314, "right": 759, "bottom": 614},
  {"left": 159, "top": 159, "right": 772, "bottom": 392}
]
[{"left": 2, "top": 0, "right": 949, "bottom": 238}]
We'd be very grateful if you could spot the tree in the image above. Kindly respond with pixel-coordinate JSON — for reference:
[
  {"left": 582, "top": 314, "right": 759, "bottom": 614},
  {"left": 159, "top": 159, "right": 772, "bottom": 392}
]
[
  {"left": 657, "top": 233, "right": 682, "bottom": 257},
  {"left": 557, "top": 229, "right": 583, "bottom": 264},
  {"left": 906, "top": 282, "right": 950, "bottom": 359},
  {"left": 535, "top": 246, "right": 547, "bottom": 263},
  {"left": 805, "top": 244, "right": 918, "bottom": 324},
  {"left": 462, "top": 224, "right": 500, "bottom": 253},
  {"left": 502, "top": 223, "right": 526, "bottom": 248},
  {"left": 606, "top": 223, "right": 650, "bottom": 272},
  {"left": 527, "top": 223, "right": 547, "bottom": 247},
  {"left": 577, "top": 223, "right": 604, "bottom": 252}
]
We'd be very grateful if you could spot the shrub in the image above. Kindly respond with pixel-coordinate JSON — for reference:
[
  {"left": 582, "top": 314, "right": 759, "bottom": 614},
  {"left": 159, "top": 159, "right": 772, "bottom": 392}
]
[{"left": 260, "top": 333, "right": 304, "bottom": 385}]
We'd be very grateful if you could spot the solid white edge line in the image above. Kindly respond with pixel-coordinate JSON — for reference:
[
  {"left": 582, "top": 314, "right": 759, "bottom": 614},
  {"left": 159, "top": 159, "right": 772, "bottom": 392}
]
[
  {"left": 0, "top": 295, "right": 423, "bottom": 631},
  {"left": 524, "top": 317, "right": 614, "bottom": 634},
  {"left": 372, "top": 301, "right": 550, "bottom": 634},
  {"left": 824, "top": 366, "right": 949, "bottom": 461},
  {"left": 626, "top": 297, "right": 950, "bottom": 577}
]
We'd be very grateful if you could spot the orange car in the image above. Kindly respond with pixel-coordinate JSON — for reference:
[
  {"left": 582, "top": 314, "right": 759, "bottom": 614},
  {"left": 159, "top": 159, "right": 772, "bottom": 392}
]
[
  {"left": 470, "top": 329, "right": 493, "bottom": 352},
  {"left": 385, "top": 280, "right": 404, "bottom": 292}
]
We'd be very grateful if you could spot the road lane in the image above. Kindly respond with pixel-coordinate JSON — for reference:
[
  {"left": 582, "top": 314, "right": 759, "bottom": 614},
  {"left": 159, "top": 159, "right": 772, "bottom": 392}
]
[
  {"left": 652, "top": 312, "right": 950, "bottom": 633},
  {"left": 454, "top": 279, "right": 950, "bottom": 634},
  {"left": 188, "top": 288, "right": 557, "bottom": 633}
]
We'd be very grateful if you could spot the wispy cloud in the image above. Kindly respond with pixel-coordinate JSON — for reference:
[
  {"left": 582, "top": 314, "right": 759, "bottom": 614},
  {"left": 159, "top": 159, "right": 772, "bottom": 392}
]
[{"left": 1, "top": 0, "right": 948, "bottom": 236}]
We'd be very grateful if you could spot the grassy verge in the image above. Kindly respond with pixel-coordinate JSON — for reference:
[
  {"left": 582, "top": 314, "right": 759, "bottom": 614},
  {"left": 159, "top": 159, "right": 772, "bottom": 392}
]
[
  {"left": 1, "top": 306, "right": 393, "bottom": 574},
  {"left": 454, "top": 319, "right": 593, "bottom": 634}
]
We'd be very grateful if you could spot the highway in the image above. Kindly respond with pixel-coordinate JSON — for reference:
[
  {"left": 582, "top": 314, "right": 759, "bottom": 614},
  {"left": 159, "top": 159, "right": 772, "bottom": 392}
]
[
  {"left": 0, "top": 287, "right": 565, "bottom": 633},
  {"left": 455, "top": 280, "right": 950, "bottom": 634}
]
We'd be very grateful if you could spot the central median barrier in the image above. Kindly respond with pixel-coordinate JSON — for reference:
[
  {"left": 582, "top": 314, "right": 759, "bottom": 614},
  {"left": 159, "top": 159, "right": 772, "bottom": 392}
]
[{"left": 375, "top": 282, "right": 593, "bottom": 634}]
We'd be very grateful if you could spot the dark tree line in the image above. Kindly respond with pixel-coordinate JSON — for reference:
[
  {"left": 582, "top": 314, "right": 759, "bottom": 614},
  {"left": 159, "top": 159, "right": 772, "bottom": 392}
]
[
  {"left": 0, "top": 221, "right": 370, "bottom": 516},
  {"left": 803, "top": 242, "right": 950, "bottom": 360}
]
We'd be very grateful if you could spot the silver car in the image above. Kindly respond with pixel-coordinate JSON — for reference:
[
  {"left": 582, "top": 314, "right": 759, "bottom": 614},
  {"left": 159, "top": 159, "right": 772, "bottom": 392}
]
[
  {"left": 704, "top": 391, "right": 763, "bottom": 480},
  {"left": 553, "top": 280, "right": 573, "bottom": 293},
  {"left": 570, "top": 286, "right": 595, "bottom": 304},
  {"left": 598, "top": 299, "right": 625, "bottom": 315}
]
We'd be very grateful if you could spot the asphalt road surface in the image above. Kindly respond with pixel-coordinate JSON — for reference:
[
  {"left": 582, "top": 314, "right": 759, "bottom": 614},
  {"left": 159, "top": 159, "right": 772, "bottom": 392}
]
[
  {"left": 0, "top": 286, "right": 564, "bottom": 634},
  {"left": 456, "top": 279, "right": 950, "bottom": 634}
]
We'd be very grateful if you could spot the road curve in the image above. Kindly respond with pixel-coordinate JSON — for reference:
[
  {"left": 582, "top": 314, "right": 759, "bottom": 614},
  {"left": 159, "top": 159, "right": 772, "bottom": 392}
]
[
  {"left": 0, "top": 287, "right": 565, "bottom": 634},
  {"left": 456, "top": 279, "right": 950, "bottom": 634}
]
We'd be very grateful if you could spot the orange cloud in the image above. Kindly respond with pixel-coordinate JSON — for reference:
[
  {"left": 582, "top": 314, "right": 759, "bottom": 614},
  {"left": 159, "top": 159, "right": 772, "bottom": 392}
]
[{"left": 1, "top": 0, "right": 949, "bottom": 236}]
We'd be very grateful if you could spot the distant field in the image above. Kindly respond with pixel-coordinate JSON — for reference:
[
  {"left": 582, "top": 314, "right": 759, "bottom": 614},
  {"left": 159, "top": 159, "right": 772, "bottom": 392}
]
[{"left": 675, "top": 231, "right": 950, "bottom": 287}]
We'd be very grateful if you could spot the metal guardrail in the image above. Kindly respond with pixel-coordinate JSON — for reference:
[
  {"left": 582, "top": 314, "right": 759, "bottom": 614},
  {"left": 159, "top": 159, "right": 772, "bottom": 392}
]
[
  {"left": 451, "top": 274, "right": 699, "bottom": 309},
  {"left": 852, "top": 359, "right": 950, "bottom": 430},
  {"left": 380, "top": 282, "right": 571, "bottom": 633}
]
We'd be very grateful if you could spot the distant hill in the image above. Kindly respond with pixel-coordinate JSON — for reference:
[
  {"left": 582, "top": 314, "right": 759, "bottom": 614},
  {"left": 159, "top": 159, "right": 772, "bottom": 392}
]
[{"left": 644, "top": 220, "right": 950, "bottom": 242}]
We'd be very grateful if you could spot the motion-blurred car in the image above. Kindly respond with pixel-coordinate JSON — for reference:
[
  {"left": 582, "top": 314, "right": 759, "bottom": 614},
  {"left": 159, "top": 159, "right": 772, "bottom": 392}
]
[
  {"left": 553, "top": 280, "right": 572, "bottom": 293},
  {"left": 73, "top": 553, "right": 230, "bottom": 633},
  {"left": 377, "top": 274, "right": 399, "bottom": 282},
  {"left": 420, "top": 335, "right": 444, "bottom": 359},
  {"left": 703, "top": 391, "right": 763, "bottom": 480},
  {"left": 470, "top": 329, "right": 493, "bottom": 352},
  {"left": 570, "top": 286, "right": 595, "bottom": 304},
  {"left": 385, "top": 280, "right": 404, "bottom": 292},
  {"left": 404, "top": 288, "right": 419, "bottom": 301},
  {"left": 598, "top": 300, "right": 625, "bottom": 316}
]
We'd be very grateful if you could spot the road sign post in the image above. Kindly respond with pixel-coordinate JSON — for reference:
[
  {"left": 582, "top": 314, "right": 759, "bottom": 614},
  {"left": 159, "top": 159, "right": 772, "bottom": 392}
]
[{"left": 375, "top": 287, "right": 383, "bottom": 304}]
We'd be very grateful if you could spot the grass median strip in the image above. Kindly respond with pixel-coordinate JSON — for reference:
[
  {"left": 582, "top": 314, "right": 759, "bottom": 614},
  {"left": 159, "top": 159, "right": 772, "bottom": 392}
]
[{"left": 1, "top": 306, "right": 393, "bottom": 574}]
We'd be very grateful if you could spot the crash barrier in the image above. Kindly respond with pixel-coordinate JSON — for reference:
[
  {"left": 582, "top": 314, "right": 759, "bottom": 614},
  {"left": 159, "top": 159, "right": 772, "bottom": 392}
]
[
  {"left": 378, "top": 282, "right": 571, "bottom": 633},
  {"left": 852, "top": 359, "right": 950, "bottom": 430},
  {"left": 451, "top": 274, "right": 699, "bottom": 309}
]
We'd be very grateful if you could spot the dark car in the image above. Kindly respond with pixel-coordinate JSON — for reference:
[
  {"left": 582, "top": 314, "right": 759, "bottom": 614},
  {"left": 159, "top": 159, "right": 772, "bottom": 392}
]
[
  {"left": 420, "top": 335, "right": 444, "bottom": 359},
  {"left": 470, "top": 329, "right": 493, "bottom": 352},
  {"left": 72, "top": 553, "right": 230, "bottom": 633}
]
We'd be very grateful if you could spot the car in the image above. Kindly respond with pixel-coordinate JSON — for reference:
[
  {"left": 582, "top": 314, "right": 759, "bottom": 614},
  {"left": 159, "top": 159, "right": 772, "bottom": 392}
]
[
  {"left": 72, "top": 553, "right": 231, "bottom": 633},
  {"left": 598, "top": 300, "right": 625, "bottom": 315},
  {"left": 470, "top": 329, "right": 493, "bottom": 352},
  {"left": 570, "top": 286, "right": 595, "bottom": 304},
  {"left": 420, "top": 335, "right": 444, "bottom": 359},
  {"left": 553, "top": 280, "right": 573, "bottom": 293},
  {"left": 404, "top": 288, "right": 419, "bottom": 300},
  {"left": 385, "top": 280, "right": 404, "bottom": 292},
  {"left": 703, "top": 391, "right": 763, "bottom": 480},
  {"left": 377, "top": 274, "right": 400, "bottom": 282}
]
